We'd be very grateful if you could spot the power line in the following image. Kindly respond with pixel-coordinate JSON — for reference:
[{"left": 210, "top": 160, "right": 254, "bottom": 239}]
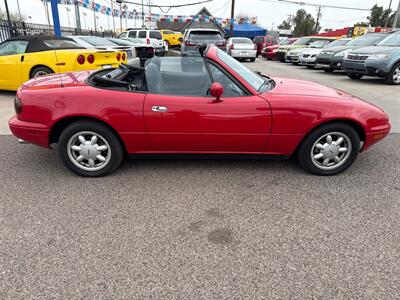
[
  {"left": 258, "top": 0, "right": 371, "bottom": 12},
  {"left": 117, "top": 0, "right": 215, "bottom": 9}
]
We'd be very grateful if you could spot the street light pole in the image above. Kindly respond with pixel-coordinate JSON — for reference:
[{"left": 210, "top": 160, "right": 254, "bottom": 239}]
[
  {"left": 16, "top": 0, "right": 22, "bottom": 21},
  {"left": 385, "top": 0, "right": 393, "bottom": 28},
  {"left": 393, "top": 0, "right": 400, "bottom": 29},
  {"left": 93, "top": 2, "right": 97, "bottom": 32},
  {"left": 83, "top": 11, "right": 87, "bottom": 29},
  {"left": 141, "top": 0, "right": 144, "bottom": 28},
  {"left": 66, "top": 7, "right": 71, "bottom": 28}
]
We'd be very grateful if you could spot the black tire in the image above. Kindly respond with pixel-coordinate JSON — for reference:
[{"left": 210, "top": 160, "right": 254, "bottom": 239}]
[
  {"left": 323, "top": 68, "right": 333, "bottom": 73},
  {"left": 30, "top": 66, "right": 53, "bottom": 79},
  {"left": 306, "top": 65, "right": 314, "bottom": 69},
  {"left": 385, "top": 62, "right": 400, "bottom": 85},
  {"left": 250, "top": 58, "right": 256, "bottom": 62},
  {"left": 297, "top": 122, "right": 360, "bottom": 176},
  {"left": 58, "top": 120, "right": 124, "bottom": 177},
  {"left": 267, "top": 57, "right": 272, "bottom": 60},
  {"left": 347, "top": 73, "right": 364, "bottom": 80},
  {"left": 293, "top": 62, "right": 299, "bottom": 65}
]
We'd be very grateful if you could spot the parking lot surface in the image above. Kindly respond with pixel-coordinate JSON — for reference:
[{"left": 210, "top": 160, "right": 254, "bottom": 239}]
[
  {"left": 1, "top": 58, "right": 399, "bottom": 298},
  {"left": 0, "top": 134, "right": 399, "bottom": 298}
]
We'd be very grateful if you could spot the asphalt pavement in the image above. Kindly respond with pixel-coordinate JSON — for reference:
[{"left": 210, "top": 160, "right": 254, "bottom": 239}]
[
  {"left": 0, "top": 134, "right": 399, "bottom": 298},
  {"left": 1, "top": 57, "right": 399, "bottom": 298}
]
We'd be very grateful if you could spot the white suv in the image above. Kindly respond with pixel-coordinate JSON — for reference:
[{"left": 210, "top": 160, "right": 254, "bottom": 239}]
[{"left": 118, "top": 29, "right": 165, "bottom": 56}]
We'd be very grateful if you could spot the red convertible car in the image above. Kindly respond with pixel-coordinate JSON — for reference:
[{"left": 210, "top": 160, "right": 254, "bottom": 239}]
[{"left": 9, "top": 45, "right": 390, "bottom": 177}]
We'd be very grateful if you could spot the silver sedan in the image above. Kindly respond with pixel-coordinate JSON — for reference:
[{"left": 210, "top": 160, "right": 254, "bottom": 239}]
[{"left": 226, "top": 37, "right": 257, "bottom": 62}]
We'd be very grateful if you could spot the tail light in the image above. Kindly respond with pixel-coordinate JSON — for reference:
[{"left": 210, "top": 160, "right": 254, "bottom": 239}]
[
  {"left": 116, "top": 53, "right": 121, "bottom": 61},
  {"left": 87, "top": 54, "right": 95, "bottom": 64},
  {"left": 185, "top": 40, "right": 197, "bottom": 46},
  {"left": 14, "top": 96, "right": 22, "bottom": 114},
  {"left": 230, "top": 44, "right": 234, "bottom": 50},
  {"left": 146, "top": 38, "right": 150, "bottom": 44},
  {"left": 77, "top": 54, "right": 85, "bottom": 65},
  {"left": 121, "top": 52, "right": 126, "bottom": 61}
]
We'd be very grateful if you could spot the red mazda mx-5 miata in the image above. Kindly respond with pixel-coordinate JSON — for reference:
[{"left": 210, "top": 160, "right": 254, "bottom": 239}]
[{"left": 9, "top": 45, "right": 390, "bottom": 177}]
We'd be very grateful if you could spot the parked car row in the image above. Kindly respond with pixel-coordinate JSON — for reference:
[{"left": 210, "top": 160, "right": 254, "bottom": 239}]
[{"left": 264, "top": 31, "right": 400, "bottom": 85}]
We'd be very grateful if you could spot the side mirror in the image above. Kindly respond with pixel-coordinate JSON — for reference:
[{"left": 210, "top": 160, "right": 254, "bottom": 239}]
[{"left": 210, "top": 82, "right": 224, "bottom": 101}]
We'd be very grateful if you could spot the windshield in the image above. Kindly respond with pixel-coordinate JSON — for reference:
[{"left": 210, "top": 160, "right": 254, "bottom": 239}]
[
  {"left": 326, "top": 39, "right": 350, "bottom": 48},
  {"left": 215, "top": 48, "right": 265, "bottom": 91},
  {"left": 347, "top": 34, "right": 387, "bottom": 46},
  {"left": 189, "top": 32, "right": 223, "bottom": 41},
  {"left": 309, "top": 40, "right": 330, "bottom": 48},
  {"left": 378, "top": 33, "right": 400, "bottom": 46},
  {"left": 293, "top": 37, "right": 311, "bottom": 45},
  {"left": 80, "top": 36, "right": 116, "bottom": 46}
]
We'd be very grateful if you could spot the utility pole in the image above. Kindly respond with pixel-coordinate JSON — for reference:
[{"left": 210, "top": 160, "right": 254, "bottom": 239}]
[
  {"left": 111, "top": 0, "right": 116, "bottom": 34},
  {"left": 74, "top": 0, "right": 82, "bottom": 34},
  {"left": 314, "top": 6, "right": 321, "bottom": 33},
  {"left": 393, "top": 0, "right": 400, "bottom": 29},
  {"left": 384, "top": 0, "right": 393, "bottom": 28},
  {"left": 229, "top": 0, "right": 235, "bottom": 37},
  {"left": 3, "top": 0, "right": 12, "bottom": 27}
]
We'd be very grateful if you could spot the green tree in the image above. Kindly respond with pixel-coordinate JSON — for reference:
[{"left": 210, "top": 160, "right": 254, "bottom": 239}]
[
  {"left": 278, "top": 20, "right": 291, "bottom": 30},
  {"left": 354, "top": 21, "right": 369, "bottom": 27},
  {"left": 367, "top": 4, "right": 393, "bottom": 27},
  {"left": 293, "top": 9, "right": 317, "bottom": 37}
]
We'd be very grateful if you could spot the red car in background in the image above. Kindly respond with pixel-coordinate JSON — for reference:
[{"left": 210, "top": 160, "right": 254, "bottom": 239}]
[
  {"left": 253, "top": 35, "right": 280, "bottom": 56},
  {"left": 9, "top": 45, "right": 390, "bottom": 177},
  {"left": 262, "top": 38, "right": 297, "bottom": 60}
]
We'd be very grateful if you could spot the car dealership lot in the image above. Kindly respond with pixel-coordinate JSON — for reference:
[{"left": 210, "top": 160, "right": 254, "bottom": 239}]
[{"left": 0, "top": 58, "right": 399, "bottom": 298}]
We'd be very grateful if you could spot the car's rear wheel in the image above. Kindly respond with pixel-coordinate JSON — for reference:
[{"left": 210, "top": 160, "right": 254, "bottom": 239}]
[
  {"left": 267, "top": 57, "right": 272, "bottom": 60},
  {"left": 31, "top": 66, "right": 53, "bottom": 78},
  {"left": 306, "top": 65, "right": 314, "bottom": 69},
  {"left": 250, "top": 58, "right": 256, "bottom": 62},
  {"left": 58, "top": 121, "right": 124, "bottom": 177},
  {"left": 347, "top": 72, "right": 364, "bottom": 80},
  {"left": 297, "top": 122, "right": 360, "bottom": 175},
  {"left": 323, "top": 68, "right": 333, "bottom": 73},
  {"left": 385, "top": 62, "right": 400, "bottom": 85}
]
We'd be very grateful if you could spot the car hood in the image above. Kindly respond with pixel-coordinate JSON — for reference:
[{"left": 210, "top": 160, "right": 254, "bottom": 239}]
[
  {"left": 301, "top": 48, "right": 323, "bottom": 55},
  {"left": 349, "top": 46, "right": 398, "bottom": 54},
  {"left": 320, "top": 45, "right": 367, "bottom": 54},
  {"left": 269, "top": 77, "right": 358, "bottom": 100},
  {"left": 278, "top": 45, "right": 306, "bottom": 51}
]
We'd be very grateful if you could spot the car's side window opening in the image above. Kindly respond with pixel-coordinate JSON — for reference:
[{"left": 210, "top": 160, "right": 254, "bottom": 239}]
[
  {"left": 128, "top": 31, "right": 137, "bottom": 38},
  {"left": 207, "top": 62, "right": 246, "bottom": 97},
  {"left": 145, "top": 56, "right": 211, "bottom": 96},
  {"left": 0, "top": 40, "right": 28, "bottom": 56}
]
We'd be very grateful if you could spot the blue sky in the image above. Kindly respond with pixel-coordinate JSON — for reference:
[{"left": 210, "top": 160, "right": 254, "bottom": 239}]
[{"left": 0, "top": 0, "right": 395, "bottom": 31}]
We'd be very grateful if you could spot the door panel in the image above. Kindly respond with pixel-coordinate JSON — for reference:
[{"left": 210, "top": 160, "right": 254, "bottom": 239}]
[
  {"left": 0, "top": 54, "right": 22, "bottom": 90},
  {"left": 144, "top": 94, "right": 272, "bottom": 152}
]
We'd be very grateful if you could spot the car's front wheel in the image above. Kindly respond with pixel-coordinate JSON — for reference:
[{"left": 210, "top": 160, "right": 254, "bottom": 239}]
[
  {"left": 58, "top": 120, "right": 124, "bottom": 177},
  {"left": 385, "top": 62, "right": 400, "bottom": 85},
  {"left": 297, "top": 122, "right": 360, "bottom": 175},
  {"left": 347, "top": 73, "right": 364, "bottom": 80},
  {"left": 250, "top": 58, "right": 256, "bottom": 62}
]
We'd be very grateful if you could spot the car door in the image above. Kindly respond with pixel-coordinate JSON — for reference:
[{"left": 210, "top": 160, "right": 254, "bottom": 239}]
[
  {"left": 144, "top": 57, "right": 271, "bottom": 152},
  {"left": 0, "top": 40, "right": 28, "bottom": 90}
]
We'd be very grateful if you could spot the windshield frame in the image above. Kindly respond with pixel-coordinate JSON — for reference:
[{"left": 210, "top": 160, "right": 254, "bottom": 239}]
[
  {"left": 211, "top": 47, "right": 273, "bottom": 94},
  {"left": 346, "top": 33, "right": 387, "bottom": 46}
]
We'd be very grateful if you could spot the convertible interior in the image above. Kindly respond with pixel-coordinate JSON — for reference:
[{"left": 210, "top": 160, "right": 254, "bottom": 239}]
[{"left": 87, "top": 56, "right": 213, "bottom": 96}]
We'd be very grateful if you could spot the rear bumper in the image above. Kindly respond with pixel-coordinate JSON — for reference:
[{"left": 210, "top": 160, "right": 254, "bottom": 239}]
[
  {"left": 8, "top": 116, "right": 49, "bottom": 148},
  {"left": 229, "top": 49, "right": 257, "bottom": 58}
]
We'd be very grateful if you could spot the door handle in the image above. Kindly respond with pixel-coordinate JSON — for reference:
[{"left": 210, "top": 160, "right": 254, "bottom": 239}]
[{"left": 152, "top": 106, "right": 168, "bottom": 112}]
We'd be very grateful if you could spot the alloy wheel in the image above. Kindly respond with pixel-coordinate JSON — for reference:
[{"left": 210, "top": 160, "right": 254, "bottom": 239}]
[
  {"left": 310, "top": 132, "right": 352, "bottom": 171},
  {"left": 393, "top": 67, "right": 400, "bottom": 84},
  {"left": 67, "top": 131, "right": 111, "bottom": 172}
]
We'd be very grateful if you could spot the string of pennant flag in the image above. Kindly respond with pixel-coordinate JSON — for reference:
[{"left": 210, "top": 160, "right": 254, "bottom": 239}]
[{"left": 51, "top": 0, "right": 257, "bottom": 25}]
